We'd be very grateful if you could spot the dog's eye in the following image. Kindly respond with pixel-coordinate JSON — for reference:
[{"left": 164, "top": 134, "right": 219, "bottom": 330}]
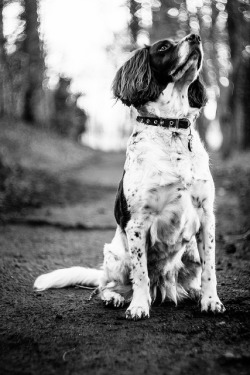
[{"left": 158, "top": 44, "right": 170, "bottom": 52}]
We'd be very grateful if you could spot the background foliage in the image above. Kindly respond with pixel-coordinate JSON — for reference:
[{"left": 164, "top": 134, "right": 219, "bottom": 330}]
[{"left": 0, "top": 0, "right": 249, "bottom": 154}]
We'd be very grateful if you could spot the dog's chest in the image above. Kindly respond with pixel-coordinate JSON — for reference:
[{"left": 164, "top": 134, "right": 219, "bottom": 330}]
[
  {"left": 124, "top": 125, "right": 210, "bottom": 194},
  {"left": 123, "top": 125, "right": 212, "bottom": 246}
]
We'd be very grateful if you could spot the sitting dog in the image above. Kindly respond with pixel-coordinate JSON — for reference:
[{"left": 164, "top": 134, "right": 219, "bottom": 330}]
[{"left": 34, "top": 33, "right": 225, "bottom": 320}]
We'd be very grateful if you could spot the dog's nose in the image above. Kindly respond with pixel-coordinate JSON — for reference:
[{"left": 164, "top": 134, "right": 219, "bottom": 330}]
[{"left": 186, "top": 34, "right": 201, "bottom": 44}]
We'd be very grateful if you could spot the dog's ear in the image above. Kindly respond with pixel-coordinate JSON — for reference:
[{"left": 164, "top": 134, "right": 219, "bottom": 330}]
[
  {"left": 188, "top": 77, "right": 208, "bottom": 109},
  {"left": 112, "top": 47, "right": 161, "bottom": 107}
]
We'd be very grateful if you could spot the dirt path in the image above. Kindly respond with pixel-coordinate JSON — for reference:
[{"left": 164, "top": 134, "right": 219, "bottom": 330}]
[{"left": 0, "top": 127, "right": 250, "bottom": 375}]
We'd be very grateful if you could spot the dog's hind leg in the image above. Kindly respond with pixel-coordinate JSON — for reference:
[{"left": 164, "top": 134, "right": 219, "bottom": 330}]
[{"left": 100, "top": 226, "right": 132, "bottom": 307}]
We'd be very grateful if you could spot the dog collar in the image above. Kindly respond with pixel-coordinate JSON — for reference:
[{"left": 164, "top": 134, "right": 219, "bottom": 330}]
[{"left": 136, "top": 116, "right": 191, "bottom": 129}]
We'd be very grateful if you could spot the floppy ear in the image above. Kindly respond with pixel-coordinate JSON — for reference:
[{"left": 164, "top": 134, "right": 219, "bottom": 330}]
[
  {"left": 188, "top": 77, "right": 208, "bottom": 109},
  {"left": 112, "top": 47, "right": 161, "bottom": 107}
]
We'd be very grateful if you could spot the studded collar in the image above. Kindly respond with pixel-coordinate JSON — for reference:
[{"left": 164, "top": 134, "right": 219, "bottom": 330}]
[{"left": 136, "top": 116, "right": 191, "bottom": 129}]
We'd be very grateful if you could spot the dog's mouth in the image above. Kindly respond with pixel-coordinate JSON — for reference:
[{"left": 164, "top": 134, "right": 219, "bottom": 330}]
[{"left": 171, "top": 48, "right": 202, "bottom": 81}]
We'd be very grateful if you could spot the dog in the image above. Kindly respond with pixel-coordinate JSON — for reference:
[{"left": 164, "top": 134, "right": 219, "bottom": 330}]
[{"left": 34, "top": 33, "right": 225, "bottom": 320}]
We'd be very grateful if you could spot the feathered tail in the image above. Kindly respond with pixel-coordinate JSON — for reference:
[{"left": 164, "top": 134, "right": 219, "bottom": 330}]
[{"left": 34, "top": 267, "right": 102, "bottom": 291}]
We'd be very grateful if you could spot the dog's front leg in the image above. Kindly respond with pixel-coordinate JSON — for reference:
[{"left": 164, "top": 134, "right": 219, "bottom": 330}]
[
  {"left": 125, "top": 219, "right": 151, "bottom": 320},
  {"left": 196, "top": 212, "right": 225, "bottom": 313}
]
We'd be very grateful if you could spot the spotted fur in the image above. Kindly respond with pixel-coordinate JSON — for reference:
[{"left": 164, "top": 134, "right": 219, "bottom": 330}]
[{"left": 34, "top": 34, "right": 225, "bottom": 320}]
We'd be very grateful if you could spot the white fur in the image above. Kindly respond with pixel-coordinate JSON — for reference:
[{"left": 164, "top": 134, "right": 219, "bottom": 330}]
[
  {"left": 34, "top": 267, "right": 102, "bottom": 291},
  {"left": 175, "top": 40, "right": 190, "bottom": 69},
  {"left": 34, "top": 35, "right": 225, "bottom": 320}
]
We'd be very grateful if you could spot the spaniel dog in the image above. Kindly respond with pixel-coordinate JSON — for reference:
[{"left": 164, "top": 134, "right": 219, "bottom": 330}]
[{"left": 34, "top": 34, "right": 225, "bottom": 320}]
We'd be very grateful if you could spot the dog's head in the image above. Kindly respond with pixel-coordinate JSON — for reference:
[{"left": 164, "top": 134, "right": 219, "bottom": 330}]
[{"left": 112, "top": 34, "right": 207, "bottom": 109}]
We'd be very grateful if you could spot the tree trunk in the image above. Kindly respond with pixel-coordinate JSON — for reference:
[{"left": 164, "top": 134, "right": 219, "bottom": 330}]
[
  {"left": 225, "top": 0, "right": 250, "bottom": 150},
  {"left": 22, "top": 0, "right": 45, "bottom": 124},
  {"left": 242, "top": 56, "right": 250, "bottom": 148},
  {"left": 129, "top": 0, "right": 140, "bottom": 48},
  {"left": 0, "top": 0, "right": 13, "bottom": 117}
]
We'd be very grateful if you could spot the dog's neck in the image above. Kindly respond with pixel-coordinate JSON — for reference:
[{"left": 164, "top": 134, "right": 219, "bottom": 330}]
[{"left": 137, "top": 82, "right": 200, "bottom": 124}]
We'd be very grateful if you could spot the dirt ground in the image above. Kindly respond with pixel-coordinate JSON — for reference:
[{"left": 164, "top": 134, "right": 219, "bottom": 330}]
[{"left": 0, "top": 122, "right": 250, "bottom": 375}]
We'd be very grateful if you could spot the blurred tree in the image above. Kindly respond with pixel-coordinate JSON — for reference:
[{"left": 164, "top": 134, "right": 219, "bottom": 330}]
[
  {"left": 0, "top": 0, "right": 13, "bottom": 117},
  {"left": 52, "top": 77, "right": 87, "bottom": 141},
  {"left": 129, "top": 0, "right": 141, "bottom": 47},
  {"left": 226, "top": 0, "right": 250, "bottom": 150},
  {"left": 21, "top": 0, "right": 45, "bottom": 124},
  {"left": 0, "top": 0, "right": 87, "bottom": 141},
  {"left": 150, "top": 0, "right": 189, "bottom": 42}
]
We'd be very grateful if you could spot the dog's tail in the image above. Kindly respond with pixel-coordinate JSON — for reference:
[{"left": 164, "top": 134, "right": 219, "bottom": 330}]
[{"left": 33, "top": 267, "right": 102, "bottom": 291}]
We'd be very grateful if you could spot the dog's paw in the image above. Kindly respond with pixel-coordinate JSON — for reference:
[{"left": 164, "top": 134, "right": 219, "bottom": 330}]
[
  {"left": 102, "top": 291, "right": 125, "bottom": 308},
  {"left": 125, "top": 304, "right": 150, "bottom": 320},
  {"left": 201, "top": 295, "right": 225, "bottom": 313}
]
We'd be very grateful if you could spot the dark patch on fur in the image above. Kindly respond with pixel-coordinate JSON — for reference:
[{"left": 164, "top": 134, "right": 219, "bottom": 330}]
[
  {"left": 112, "top": 47, "right": 165, "bottom": 107},
  {"left": 134, "top": 231, "right": 140, "bottom": 238},
  {"left": 172, "top": 132, "right": 179, "bottom": 137},
  {"left": 188, "top": 77, "right": 207, "bottom": 108},
  {"left": 114, "top": 172, "right": 131, "bottom": 231},
  {"left": 196, "top": 230, "right": 202, "bottom": 244}
]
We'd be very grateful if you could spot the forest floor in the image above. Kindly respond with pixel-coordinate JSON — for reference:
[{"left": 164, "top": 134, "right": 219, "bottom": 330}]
[{"left": 0, "top": 120, "right": 250, "bottom": 375}]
